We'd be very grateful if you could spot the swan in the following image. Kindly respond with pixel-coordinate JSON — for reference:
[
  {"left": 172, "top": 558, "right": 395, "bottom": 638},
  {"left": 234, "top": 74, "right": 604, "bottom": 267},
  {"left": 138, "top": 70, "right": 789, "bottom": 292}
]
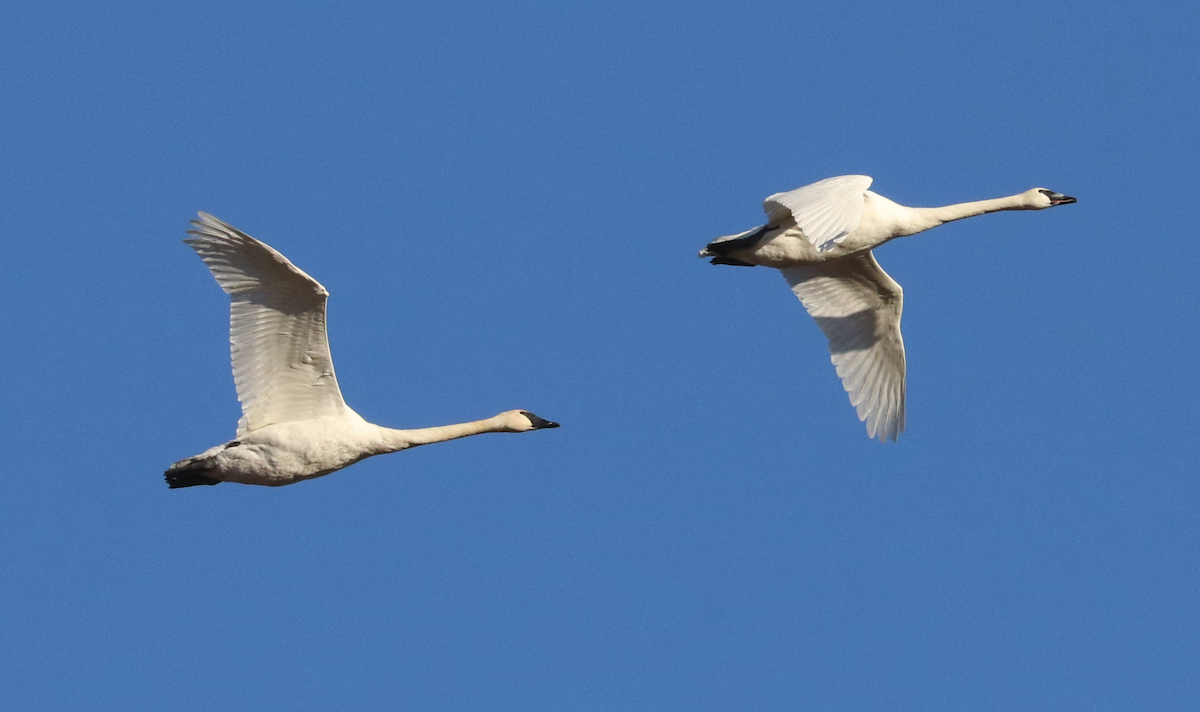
[
  {"left": 699, "top": 175, "right": 1076, "bottom": 441},
  {"left": 166, "top": 212, "right": 559, "bottom": 488}
]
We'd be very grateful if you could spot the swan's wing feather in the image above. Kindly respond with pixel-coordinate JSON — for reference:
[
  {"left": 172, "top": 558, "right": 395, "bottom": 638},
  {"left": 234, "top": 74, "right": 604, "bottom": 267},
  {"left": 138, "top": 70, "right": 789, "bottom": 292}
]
[
  {"left": 184, "top": 212, "right": 348, "bottom": 437},
  {"left": 764, "top": 175, "right": 873, "bottom": 251},
  {"left": 780, "top": 251, "right": 905, "bottom": 441}
]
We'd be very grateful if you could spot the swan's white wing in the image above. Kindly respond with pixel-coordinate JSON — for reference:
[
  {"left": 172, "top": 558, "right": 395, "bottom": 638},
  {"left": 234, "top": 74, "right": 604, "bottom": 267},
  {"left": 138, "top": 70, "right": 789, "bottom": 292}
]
[
  {"left": 780, "top": 251, "right": 905, "bottom": 442},
  {"left": 184, "top": 212, "right": 348, "bottom": 437},
  {"left": 763, "top": 175, "right": 873, "bottom": 252}
]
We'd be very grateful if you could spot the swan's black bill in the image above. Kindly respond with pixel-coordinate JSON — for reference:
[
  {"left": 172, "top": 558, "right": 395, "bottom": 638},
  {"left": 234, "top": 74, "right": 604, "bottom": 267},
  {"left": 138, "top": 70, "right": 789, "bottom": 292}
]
[
  {"left": 521, "top": 411, "right": 560, "bottom": 429},
  {"left": 1040, "top": 190, "right": 1077, "bottom": 206}
]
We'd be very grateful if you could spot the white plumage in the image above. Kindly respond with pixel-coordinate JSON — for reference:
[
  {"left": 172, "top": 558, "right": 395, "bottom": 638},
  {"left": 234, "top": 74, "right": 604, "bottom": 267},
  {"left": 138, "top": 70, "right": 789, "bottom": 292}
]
[
  {"left": 167, "top": 213, "right": 558, "bottom": 488},
  {"left": 764, "top": 175, "right": 874, "bottom": 252},
  {"left": 701, "top": 176, "right": 1076, "bottom": 441},
  {"left": 184, "top": 220, "right": 345, "bottom": 437}
]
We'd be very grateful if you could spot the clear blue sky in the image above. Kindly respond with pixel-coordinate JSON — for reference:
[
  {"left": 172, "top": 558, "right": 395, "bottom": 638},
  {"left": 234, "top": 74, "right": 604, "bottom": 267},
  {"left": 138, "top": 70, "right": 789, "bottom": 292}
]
[{"left": 2, "top": 1, "right": 1197, "bottom": 709}]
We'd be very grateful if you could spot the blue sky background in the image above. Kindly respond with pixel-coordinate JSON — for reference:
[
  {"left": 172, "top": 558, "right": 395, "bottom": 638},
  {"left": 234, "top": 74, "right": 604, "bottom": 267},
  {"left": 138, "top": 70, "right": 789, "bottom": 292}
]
[{"left": 2, "top": 1, "right": 1198, "bottom": 709}]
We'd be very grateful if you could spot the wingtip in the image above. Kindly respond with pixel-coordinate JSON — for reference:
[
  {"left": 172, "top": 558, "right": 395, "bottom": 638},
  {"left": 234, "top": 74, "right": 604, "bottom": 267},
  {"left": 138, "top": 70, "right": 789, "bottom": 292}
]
[
  {"left": 187, "top": 211, "right": 216, "bottom": 238},
  {"left": 191, "top": 211, "right": 224, "bottom": 230}
]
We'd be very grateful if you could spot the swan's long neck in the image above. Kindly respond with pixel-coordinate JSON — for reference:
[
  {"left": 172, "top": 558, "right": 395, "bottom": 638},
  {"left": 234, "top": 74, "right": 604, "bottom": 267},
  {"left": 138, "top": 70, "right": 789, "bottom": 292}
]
[
  {"left": 369, "top": 416, "right": 505, "bottom": 454},
  {"left": 901, "top": 193, "right": 1033, "bottom": 235}
]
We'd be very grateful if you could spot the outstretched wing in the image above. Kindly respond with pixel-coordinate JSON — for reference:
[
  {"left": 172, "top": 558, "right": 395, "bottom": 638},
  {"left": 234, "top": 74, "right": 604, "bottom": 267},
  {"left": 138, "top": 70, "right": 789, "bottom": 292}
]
[
  {"left": 763, "top": 175, "right": 873, "bottom": 252},
  {"left": 184, "top": 212, "right": 349, "bottom": 437},
  {"left": 780, "top": 251, "right": 905, "bottom": 442}
]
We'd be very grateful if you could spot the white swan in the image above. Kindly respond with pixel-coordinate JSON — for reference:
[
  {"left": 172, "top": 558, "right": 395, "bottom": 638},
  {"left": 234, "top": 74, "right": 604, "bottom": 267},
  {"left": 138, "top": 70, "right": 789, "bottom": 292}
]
[
  {"left": 166, "top": 213, "right": 559, "bottom": 488},
  {"left": 700, "top": 176, "right": 1076, "bottom": 441}
]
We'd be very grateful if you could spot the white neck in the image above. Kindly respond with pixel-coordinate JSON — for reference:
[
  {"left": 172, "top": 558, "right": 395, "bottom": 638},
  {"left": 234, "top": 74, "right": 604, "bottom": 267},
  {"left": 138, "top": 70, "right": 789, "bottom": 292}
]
[
  {"left": 368, "top": 416, "right": 507, "bottom": 454},
  {"left": 901, "top": 193, "right": 1035, "bottom": 235}
]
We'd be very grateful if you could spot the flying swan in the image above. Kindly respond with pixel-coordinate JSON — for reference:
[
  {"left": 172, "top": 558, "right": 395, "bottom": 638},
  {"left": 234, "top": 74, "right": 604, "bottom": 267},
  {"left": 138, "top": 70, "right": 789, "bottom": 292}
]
[
  {"left": 700, "top": 176, "right": 1075, "bottom": 441},
  {"left": 166, "top": 213, "right": 559, "bottom": 488}
]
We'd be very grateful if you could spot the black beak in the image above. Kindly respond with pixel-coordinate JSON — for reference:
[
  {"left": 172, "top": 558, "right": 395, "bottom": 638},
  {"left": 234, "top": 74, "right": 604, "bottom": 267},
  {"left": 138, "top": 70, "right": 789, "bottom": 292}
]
[
  {"left": 521, "top": 411, "right": 560, "bottom": 429},
  {"left": 1042, "top": 190, "right": 1077, "bottom": 206}
]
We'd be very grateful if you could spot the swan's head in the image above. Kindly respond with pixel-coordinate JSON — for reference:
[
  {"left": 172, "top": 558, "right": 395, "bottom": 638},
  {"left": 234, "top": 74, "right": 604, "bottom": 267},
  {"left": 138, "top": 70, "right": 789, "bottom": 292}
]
[
  {"left": 1027, "top": 188, "right": 1077, "bottom": 209},
  {"left": 496, "top": 410, "right": 561, "bottom": 432}
]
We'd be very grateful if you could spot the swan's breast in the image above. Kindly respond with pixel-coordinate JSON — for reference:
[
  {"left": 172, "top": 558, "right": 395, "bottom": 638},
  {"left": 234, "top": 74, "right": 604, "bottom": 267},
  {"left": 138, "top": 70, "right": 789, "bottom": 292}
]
[
  {"left": 214, "top": 415, "right": 378, "bottom": 485},
  {"left": 850, "top": 191, "right": 928, "bottom": 244}
]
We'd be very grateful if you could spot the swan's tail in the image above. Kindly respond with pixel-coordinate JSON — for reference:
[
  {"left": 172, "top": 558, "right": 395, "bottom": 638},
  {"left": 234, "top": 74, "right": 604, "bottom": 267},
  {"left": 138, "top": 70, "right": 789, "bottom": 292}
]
[
  {"left": 698, "top": 224, "right": 771, "bottom": 266},
  {"left": 165, "top": 456, "right": 221, "bottom": 489}
]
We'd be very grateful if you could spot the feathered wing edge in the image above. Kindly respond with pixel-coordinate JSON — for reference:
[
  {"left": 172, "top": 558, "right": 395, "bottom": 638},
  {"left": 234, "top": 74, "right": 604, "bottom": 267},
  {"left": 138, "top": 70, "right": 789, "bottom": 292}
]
[
  {"left": 781, "top": 251, "right": 906, "bottom": 442},
  {"left": 183, "top": 213, "right": 350, "bottom": 437},
  {"left": 763, "top": 175, "right": 872, "bottom": 251}
]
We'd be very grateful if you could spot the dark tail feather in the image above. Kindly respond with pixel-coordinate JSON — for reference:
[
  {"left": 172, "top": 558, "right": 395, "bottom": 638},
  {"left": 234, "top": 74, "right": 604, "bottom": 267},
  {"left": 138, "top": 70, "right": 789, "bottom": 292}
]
[
  {"left": 699, "top": 223, "right": 774, "bottom": 264},
  {"left": 165, "top": 457, "right": 221, "bottom": 489}
]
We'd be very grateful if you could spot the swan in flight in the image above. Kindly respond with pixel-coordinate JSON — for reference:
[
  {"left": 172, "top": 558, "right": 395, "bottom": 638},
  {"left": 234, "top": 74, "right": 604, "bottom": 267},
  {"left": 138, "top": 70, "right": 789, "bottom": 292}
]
[
  {"left": 700, "top": 175, "right": 1076, "bottom": 441},
  {"left": 166, "top": 213, "right": 559, "bottom": 488}
]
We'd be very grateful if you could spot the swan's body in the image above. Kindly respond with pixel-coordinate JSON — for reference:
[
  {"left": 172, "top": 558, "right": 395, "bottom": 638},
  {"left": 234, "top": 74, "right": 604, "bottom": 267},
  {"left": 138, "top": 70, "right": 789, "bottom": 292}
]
[
  {"left": 166, "top": 213, "right": 558, "bottom": 488},
  {"left": 700, "top": 175, "right": 1075, "bottom": 441}
]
